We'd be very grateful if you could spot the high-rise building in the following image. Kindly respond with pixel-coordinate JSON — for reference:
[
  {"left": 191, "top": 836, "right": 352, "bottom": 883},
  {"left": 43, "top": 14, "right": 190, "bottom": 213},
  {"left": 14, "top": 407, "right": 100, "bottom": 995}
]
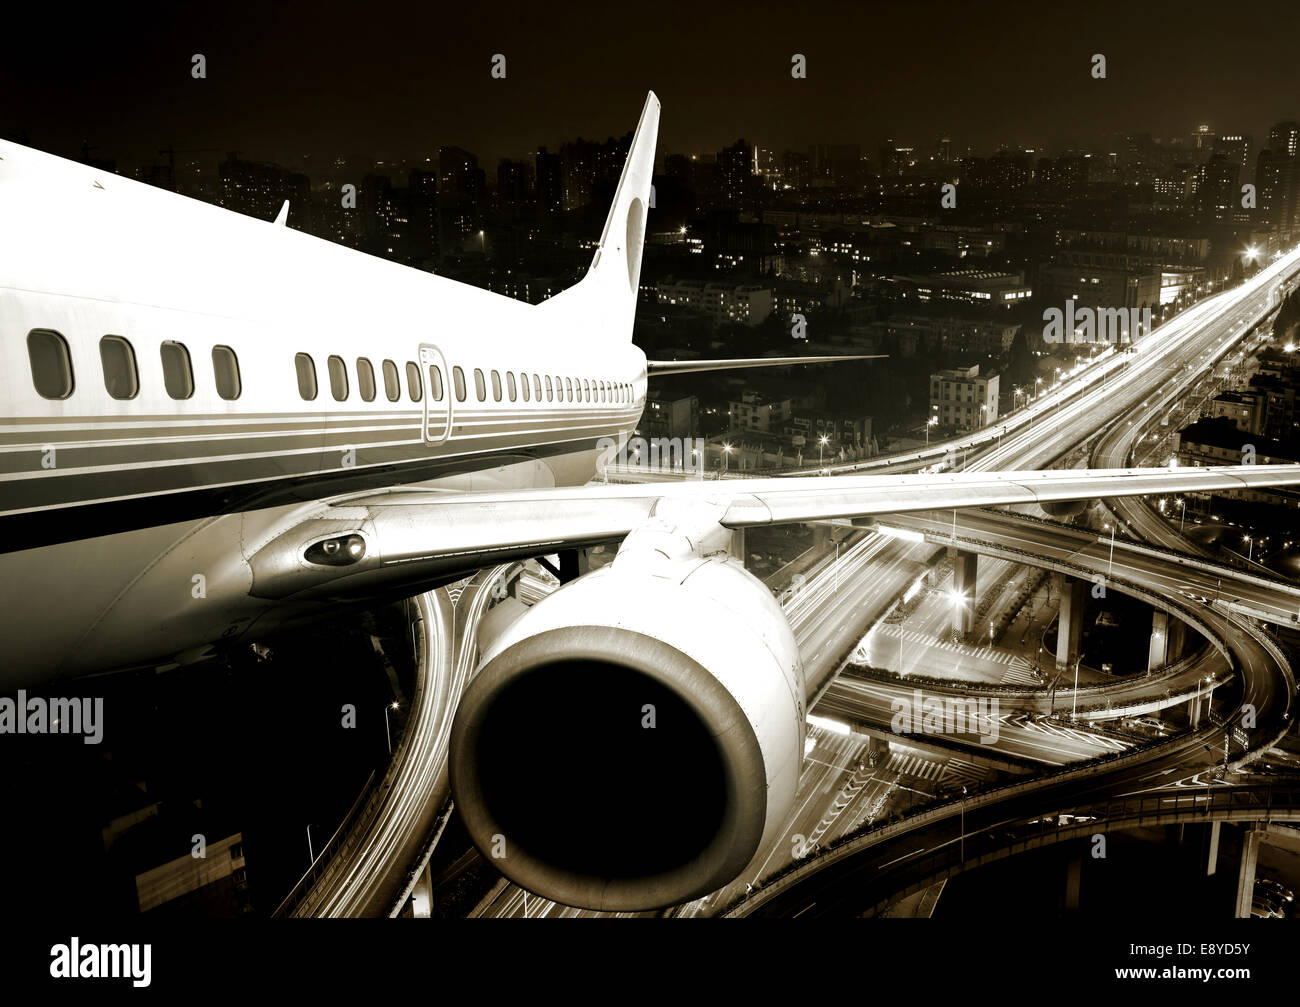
[
  {"left": 1268, "top": 121, "right": 1300, "bottom": 159},
  {"left": 717, "top": 138, "right": 752, "bottom": 204},
  {"left": 1257, "top": 148, "right": 1300, "bottom": 244},
  {"left": 1215, "top": 133, "right": 1251, "bottom": 169},
  {"left": 1197, "top": 153, "right": 1239, "bottom": 222},
  {"left": 437, "top": 146, "right": 484, "bottom": 251},
  {"left": 535, "top": 147, "right": 562, "bottom": 221},
  {"left": 496, "top": 158, "right": 532, "bottom": 220}
]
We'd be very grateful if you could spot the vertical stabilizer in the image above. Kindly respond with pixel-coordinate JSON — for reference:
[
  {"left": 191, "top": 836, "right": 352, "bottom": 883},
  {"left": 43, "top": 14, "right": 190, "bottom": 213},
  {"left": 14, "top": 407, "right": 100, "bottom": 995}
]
[{"left": 541, "top": 91, "right": 659, "bottom": 341}]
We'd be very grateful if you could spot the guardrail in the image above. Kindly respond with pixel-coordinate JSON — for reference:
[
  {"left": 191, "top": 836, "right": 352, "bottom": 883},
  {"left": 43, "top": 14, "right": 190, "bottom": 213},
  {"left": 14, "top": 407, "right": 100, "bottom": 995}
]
[
  {"left": 721, "top": 581, "right": 1294, "bottom": 917},
  {"left": 843, "top": 642, "right": 1214, "bottom": 704},
  {"left": 272, "top": 596, "right": 434, "bottom": 918},
  {"left": 845, "top": 782, "right": 1300, "bottom": 918}
]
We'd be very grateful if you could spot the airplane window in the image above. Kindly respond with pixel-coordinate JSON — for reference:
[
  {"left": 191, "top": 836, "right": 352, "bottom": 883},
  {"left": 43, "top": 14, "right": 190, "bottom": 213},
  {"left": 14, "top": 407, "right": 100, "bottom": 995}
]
[
  {"left": 474, "top": 368, "right": 486, "bottom": 402},
  {"left": 406, "top": 361, "right": 422, "bottom": 401},
  {"left": 508, "top": 371, "right": 519, "bottom": 401},
  {"left": 600, "top": 381, "right": 607, "bottom": 403},
  {"left": 582, "top": 379, "right": 590, "bottom": 402},
  {"left": 28, "top": 329, "right": 75, "bottom": 400},
  {"left": 382, "top": 359, "right": 400, "bottom": 401},
  {"left": 161, "top": 341, "right": 195, "bottom": 400},
  {"left": 357, "top": 357, "right": 376, "bottom": 402},
  {"left": 453, "top": 366, "right": 466, "bottom": 402},
  {"left": 99, "top": 335, "right": 138, "bottom": 400},
  {"left": 491, "top": 369, "right": 502, "bottom": 402},
  {"left": 328, "top": 355, "right": 349, "bottom": 401},
  {"left": 296, "top": 352, "right": 318, "bottom": 401},
  {"left": 545, "top": 375, "right": 553, "bottom": 401},
  {"left": 429, "top": 365, "right": 444, "bottom": 402},
  {"left": 212, "top": 345, "right": 241, "bottom": 400},
  {"left": 565, "top": 377, "right": 572, "bottom": 402},
  {"left": 533, "top": 374, "right": 542, "bottom": 401}
]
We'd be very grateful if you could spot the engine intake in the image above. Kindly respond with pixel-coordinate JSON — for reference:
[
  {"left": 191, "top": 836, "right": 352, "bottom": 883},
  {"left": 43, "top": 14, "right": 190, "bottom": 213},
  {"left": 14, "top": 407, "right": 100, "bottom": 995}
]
[{"left": 449, "top": 547, "right": 804, "bottom": 912}]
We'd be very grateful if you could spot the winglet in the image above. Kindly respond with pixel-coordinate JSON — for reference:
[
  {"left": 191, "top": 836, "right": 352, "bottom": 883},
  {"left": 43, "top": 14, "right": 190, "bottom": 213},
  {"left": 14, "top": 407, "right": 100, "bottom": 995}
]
[{"left": 273, "top": 200, "right": 289, "bottom": 226}]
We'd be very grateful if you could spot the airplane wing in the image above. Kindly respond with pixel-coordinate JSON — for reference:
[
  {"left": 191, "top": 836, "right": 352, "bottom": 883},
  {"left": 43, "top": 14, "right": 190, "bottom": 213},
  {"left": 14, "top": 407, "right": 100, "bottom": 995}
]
[
  {"left": 245, "top": 463, "right": 1300, "bottom": 600},
  {"left": 647, "top": 354, "right": 886, "bottom": 375}
]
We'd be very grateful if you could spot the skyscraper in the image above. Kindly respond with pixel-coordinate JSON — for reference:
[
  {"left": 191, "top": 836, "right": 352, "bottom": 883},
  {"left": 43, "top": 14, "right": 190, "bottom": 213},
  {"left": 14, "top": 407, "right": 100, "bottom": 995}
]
[{"left": 1268, "top": 121, "right": 1300, "bottom": 159}]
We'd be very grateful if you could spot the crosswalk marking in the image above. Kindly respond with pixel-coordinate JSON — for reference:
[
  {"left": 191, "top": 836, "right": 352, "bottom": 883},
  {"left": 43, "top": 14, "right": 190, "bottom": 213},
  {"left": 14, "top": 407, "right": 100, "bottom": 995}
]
[
  {"left": 873, "top": 623, "right": 1019, "bottom": 667},
  {"left": 1001, "top": 656, "right": 1042, "bottom": 687},
  {"left": 887, "top": 752, "right": 945, "bottom": 781}
]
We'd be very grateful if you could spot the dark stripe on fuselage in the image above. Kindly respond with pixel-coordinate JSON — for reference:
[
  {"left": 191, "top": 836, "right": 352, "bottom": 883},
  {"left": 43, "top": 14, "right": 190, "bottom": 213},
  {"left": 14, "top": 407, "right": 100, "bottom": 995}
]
[
  {"left": 0, "top": 411, "right": 636, "bottom": 476},
  {"left": 0, "top": 435, "right": 608, "bottom": 553}
]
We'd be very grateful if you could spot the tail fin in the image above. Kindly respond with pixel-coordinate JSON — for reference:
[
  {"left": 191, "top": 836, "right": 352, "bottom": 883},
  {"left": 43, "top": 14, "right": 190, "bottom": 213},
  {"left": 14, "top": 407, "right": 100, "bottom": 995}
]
[{"left": 542, "top": 92, "right": 659, "bottom": 339}]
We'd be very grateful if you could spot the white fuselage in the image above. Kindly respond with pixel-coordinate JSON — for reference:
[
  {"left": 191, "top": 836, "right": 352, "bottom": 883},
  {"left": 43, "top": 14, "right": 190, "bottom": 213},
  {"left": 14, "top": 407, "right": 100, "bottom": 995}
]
[{"left": 0, "top": 140, "right": 646, "bottom": 685}]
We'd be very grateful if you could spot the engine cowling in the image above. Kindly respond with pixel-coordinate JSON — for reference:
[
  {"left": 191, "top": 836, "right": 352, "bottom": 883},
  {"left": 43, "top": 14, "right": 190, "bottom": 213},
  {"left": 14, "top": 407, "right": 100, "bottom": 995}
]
[{"left": 449, "top": 538, "right": 804, "bottom": 912}]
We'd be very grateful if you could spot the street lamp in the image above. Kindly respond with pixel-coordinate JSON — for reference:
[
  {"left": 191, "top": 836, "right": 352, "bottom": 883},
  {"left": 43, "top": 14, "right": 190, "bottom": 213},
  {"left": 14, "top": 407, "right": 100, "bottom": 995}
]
[
  {"left": 1071, "top": 656, "right": 1081, "bottom": 719},
  {"left": 1103, "top": 521, "right": 1116, "bottom": 575},
  {"left": 926, "top": 415, "right": 938, "bottom": 444},
  {"left": 1176, "top": 497, "right": 1186, "bottom": 533},
  {"left": 723, "top": 442, "right": 733, "bottom": 474},
  {"left": 819, "top": 434, "right": 829, "bottom": 467},
  {"left": 1244, "top": 534, "right": 1254, "bottom": 563},
  {"left": 384, "top": 701, "right": 399, "bottom": 755}
]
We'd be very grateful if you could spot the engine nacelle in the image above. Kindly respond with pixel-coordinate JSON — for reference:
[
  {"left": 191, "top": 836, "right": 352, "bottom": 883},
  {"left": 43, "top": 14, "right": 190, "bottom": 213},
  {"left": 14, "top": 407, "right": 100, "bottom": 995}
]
[{"left": 449, "top": 537, "right": 804, "bottom": 912}]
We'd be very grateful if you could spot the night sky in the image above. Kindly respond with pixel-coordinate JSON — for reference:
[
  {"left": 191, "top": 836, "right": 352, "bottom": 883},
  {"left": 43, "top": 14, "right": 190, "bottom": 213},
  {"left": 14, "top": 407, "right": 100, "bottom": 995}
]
[{"left": 2, "top": 0, "right": 1297, "bottom": 168}]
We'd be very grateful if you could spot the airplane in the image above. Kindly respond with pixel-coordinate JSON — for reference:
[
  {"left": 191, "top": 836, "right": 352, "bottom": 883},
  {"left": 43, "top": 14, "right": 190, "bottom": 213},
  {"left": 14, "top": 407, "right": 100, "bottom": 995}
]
[{"left": 4, "top": 91, "right": 1300, "bottom": 912}]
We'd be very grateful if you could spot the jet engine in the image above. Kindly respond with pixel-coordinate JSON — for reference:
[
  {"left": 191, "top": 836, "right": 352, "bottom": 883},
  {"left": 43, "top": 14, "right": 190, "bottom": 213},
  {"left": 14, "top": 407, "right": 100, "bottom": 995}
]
[{"left": 449, "top": 510, "right": 805, "bottom": 912}]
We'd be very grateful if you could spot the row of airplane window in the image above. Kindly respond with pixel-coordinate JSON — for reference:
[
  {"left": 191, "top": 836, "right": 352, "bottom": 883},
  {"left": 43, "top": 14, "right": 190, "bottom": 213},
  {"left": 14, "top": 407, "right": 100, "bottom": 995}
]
[
  {"left": 293, "top": 352, "right": 634, "bottom": 408},
  {"left": 26, "top": 329, "right": 234, "bottom": 401},
  {"left": 24, "top": 329, "right": 635, "bottom": 409}
]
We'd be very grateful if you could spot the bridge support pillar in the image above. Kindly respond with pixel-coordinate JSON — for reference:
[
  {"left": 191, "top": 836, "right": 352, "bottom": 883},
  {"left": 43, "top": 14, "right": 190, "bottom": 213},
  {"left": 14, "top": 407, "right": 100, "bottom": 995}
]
[
  {"left": 950, "top": 548, "right": 978, "bottom": 636},
  {"left": 1054, "top": 573, "right": 1085, "bottom": 670},
  {"left": 866, "top": 735, "right": 889, "bottom": 767},
  {"left": 1166, "top": 615, "right": 1186, "bottom": 662},
  {"left": 1234, "top": 824, "right": 1261, "bottom": 918},
  {"left": 1206, "top": 820, "right": 1221, "bottom": 877},
  {"left": 1148, "top": 610, "right": 1170, "bottom": 672},
  {"left": 408, "top": 861, "right": 433, "bottom": 918},
  {"left": 1064, "top": 851, "right": 1082, "bottom": 912}
]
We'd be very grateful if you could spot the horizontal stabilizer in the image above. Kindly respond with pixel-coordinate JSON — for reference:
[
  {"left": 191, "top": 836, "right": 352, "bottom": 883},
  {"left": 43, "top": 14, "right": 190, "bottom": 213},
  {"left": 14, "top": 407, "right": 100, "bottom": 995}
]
[{"left": 647, "top": 354, "right": 886, "bottom": 376}]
